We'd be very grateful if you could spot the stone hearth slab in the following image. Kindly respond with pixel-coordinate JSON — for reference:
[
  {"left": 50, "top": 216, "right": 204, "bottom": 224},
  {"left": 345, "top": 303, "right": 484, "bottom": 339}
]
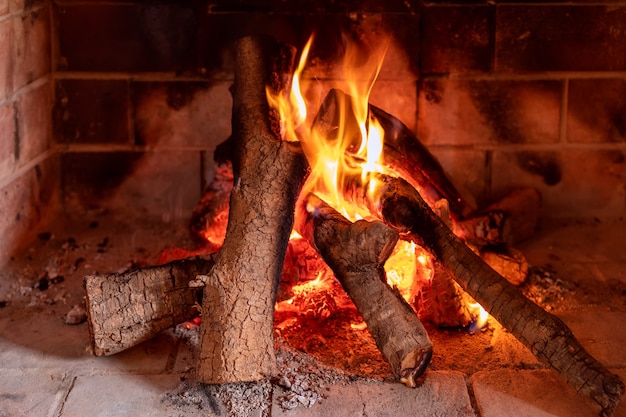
[
  {"left": 0, "top": 369, "right": 68, "bottom": 417},
  {"left": 557, "top": 311, "right": 626, "bottom": 368},
  {"left": 471, "top": 369, "right": 626, "bottom": 417},
  {"left": 272, "top": 371, "right": 474, "bottom": 417},
  {"left": 59, "top": 374, "right": 206, "bottom": 417}
]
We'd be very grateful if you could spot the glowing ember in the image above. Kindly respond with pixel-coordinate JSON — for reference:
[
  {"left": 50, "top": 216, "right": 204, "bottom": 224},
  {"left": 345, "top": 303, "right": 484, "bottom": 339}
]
[{"left": 265, "top": 33, "right": 490, "bottom": 332}]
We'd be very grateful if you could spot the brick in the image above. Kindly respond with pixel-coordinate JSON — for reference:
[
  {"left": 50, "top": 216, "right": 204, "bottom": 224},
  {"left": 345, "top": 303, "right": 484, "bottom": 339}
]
[
  {"left": 133, "top": 81, "right": 232, "bottom": 148},
  {"left": 16, "top": 81, "right": 51, "bottom": 167},
  {"left": 56, "top": 4, "right": 199, "bottom": 72},
  {"left": 430, "top": 148, "right": 488, "bottom": 209},
  {"left": 0, "top": 369, "right": 67, "bottom": 417},
  {"left": 567, "top": 79, "right": 626, "bottom": 143},
  {"left": 557, "top": 311, "right": 626, "bottom": 367},
  {"left": 204, "top": 0, "right": 419, "bottom": 13},
  {"left": 60, "top": 152, "right": 140, "bottom": 203},
  {"left": 491, "top": 149, "right": 626, "bottom": 218},
  {"left": 421, "top": 5, "right": 494, "bottom": 74},
  {"left": 418, "top": 78, "right": 561, "bottom": 146},
  {"left": 0, "top": 102, "right": 16, "bottom": 180},
  {"left": 0, "top": 168, "right": 41, "bottom": 264},
  {"left": 0, "top": 18, "right": 13, "bottom": 100},
  {"left": 370, "top": 80, "right": 417, "bottom": 132},
  {"left": 61, "top": 151, "right": 201, "bottom": 222},
  {"left": 471, "top": 369, "right": 595, "bottom": 417},
  {"left": 12, "top": 6, "right": 50, "bottom": 90},
  {"left": 9, "top": 0, "right": 44, "bottom": 13},
  {"left": 272, "top": 372, "right": 474, "bottom": 417},
  {"left": 497, "top": 6, "right": 626, "bottom": 72},
  {"left": 54, "top": 79, "right": 129, "bottom": 144}
]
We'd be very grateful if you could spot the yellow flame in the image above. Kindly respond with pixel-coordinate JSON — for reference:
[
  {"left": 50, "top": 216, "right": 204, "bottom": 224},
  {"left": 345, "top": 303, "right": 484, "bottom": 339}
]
[
  {"left": 266, "top": 34, "right": 390, "bottom": 221},
  {"left": 467, "top": 301, "right": 489, "bottom": 331}
]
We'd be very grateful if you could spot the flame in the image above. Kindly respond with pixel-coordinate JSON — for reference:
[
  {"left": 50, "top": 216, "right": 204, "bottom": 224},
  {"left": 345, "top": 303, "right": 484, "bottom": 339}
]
[
  {"left": 467, "top": 301, "right": 489, "bottom": 332},
  {"left": 268, "top": 34, "right": 488, "bottom": 333},
  {"left": 267, "top": 34, "right": 390, "bottom": 221},
  {"left": 385, "top": 240, "right": 434, "bottom": 303}
]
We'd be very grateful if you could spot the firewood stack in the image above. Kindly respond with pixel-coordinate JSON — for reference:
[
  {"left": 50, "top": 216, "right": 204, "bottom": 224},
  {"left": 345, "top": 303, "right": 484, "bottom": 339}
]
[{"left": 82, "top": 35, "right": 624, "bottom": 417}]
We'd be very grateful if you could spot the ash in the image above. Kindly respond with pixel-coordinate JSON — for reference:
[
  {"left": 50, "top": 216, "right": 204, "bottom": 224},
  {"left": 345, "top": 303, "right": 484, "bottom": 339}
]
[
  {"left": 165, "top": 323, "right": 375, "bottom": 416},
  {"left": 522, "top": 265, "right": 572, "bottom": 311}
]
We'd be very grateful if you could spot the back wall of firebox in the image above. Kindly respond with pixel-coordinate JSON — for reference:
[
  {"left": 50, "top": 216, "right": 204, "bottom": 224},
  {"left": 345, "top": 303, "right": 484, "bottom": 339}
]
[{"left": 0, "top": 0, "right": 625, "bottom": 265}]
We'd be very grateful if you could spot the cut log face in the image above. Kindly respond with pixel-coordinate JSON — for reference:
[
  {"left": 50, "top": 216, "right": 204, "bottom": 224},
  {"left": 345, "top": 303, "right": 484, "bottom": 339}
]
[{"left": 195, "top": 36, "right": 308, "bottom": 384}]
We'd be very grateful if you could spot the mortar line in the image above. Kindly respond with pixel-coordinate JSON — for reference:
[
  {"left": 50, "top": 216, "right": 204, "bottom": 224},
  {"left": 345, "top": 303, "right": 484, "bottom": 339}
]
[
  {"left": 54, "top": 71, "right": 234, "bottom": 82},
  {"left": 0, "top": 76, "right": 51, "bottom": 108},
  {"left": 52, "top": 374, "right": 76, "bottom": 417},
  {"left": 0, "top": 149, "right": 55, "bottom": 190},
  {"left": 0, "top": 3, "right": 47, "bottom": 24},
  {"left": 465, "top": 375, "right": 482, "bottom": 417}
]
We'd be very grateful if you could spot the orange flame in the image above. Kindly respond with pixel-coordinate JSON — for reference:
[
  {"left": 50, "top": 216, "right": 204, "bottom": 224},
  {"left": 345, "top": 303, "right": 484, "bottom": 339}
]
[{"left": 266, "top": 34, "right": 390, "bottom": 220}]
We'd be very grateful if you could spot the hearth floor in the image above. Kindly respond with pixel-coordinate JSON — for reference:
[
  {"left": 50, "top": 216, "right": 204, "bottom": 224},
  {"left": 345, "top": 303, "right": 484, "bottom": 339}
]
[{"left": 0, "top": 210, "right": 625, "bottom": 417}]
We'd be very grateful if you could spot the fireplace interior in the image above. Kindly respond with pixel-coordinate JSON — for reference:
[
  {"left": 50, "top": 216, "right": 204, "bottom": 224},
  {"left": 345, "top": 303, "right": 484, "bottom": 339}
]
[{"left": 0, "top": 1, "right": 625, "bottom": 416}]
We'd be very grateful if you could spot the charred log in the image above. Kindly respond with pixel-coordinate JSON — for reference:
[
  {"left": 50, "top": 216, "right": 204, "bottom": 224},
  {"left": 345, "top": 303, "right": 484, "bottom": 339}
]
[{"left": 295, "top": 194, "right": 433, "bottom": 387}]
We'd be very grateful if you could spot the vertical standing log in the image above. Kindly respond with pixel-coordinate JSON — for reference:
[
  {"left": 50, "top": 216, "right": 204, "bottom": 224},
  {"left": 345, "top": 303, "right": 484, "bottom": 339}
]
[{"left": 195, "top": 36, "right": 307, "bottom": 383}]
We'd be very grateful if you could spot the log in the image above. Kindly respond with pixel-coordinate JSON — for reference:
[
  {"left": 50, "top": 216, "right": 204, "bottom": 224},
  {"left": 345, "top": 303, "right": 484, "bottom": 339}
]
[
  {"left": 295, "top": 194, "right": 433, "bottom": 387},
  {"left": 83, "top": 256, "right": 213, "bottom": 356},
  {"left": 312, "top": 88, "right": 475, "bottom": 219},
  {"left": 357, "top": 173, "right": 624, "bottom": 417},
  {"left": 194, "top": 35, "right": 308, "bottom": 383},
  {"left": 453, "top": 187, "right": 542, "bottom": 246}
]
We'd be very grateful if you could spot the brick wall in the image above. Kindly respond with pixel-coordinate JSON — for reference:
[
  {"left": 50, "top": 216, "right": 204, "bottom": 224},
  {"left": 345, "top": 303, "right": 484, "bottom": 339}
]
[
  {"left": 419, "top": 3, "right": 626, "bottom": 219},
  {"left": 0, "top": 0, "right": 54, "bottom": 265},
  {"left": 51, "top": 0, "right": 626, "bottom": 221}
]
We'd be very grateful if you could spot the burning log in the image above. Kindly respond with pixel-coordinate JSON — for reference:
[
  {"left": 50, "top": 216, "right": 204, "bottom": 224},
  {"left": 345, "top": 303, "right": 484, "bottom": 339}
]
[
  {"left": 194, "top": 35, "right": 308, "bottom": 383},
  {"left": 357, "top": 173, "right": 624, "bottom": 417},
  {"left": 312, "top": 88, "right": 475, "bottom": 219},
  {"left": 294, "top": 194, "right": 433, "bottom": 387},
  {"left": 83, "top": 256, "right": 213, "bottom": 356}
]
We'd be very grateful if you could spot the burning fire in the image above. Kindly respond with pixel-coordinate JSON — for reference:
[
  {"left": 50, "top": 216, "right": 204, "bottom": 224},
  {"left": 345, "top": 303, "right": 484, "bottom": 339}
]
[
  {"left": 268, "top": 34, "right": 489, "bottom": 330},
  {"left": 266, "top": 34, "right": 389, "bottom": 221}
]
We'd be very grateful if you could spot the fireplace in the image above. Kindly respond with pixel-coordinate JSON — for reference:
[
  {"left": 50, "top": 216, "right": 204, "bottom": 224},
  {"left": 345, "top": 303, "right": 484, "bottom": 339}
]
[{"left": 0, "top": 1, "right": 625, "bottom": 416}]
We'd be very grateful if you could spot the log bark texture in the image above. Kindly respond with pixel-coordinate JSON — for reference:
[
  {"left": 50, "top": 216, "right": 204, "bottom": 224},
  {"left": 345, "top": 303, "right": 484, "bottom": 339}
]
[
  {"left": 195, "top": 36, "right": 307, "bottom": 383},
  {"left": 363, "top": 173, "right": 624, "bottom": 417},
  {"left": 312, "top": 88, "right": 474, "bottom": 218},
  {"left": 295, "top": 194, "right": 433, "bottom": 387},
  {"left": 84, "top": 256, "right": 213, "bottom": 356}
]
